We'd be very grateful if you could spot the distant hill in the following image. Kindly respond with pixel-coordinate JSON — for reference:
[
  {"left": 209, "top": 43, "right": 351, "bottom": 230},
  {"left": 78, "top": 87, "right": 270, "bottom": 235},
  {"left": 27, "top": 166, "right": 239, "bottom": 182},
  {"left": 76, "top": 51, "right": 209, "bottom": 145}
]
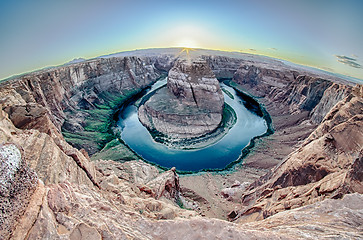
[{"left": 1, "top": 48, "right": 362, "bottom": 84}]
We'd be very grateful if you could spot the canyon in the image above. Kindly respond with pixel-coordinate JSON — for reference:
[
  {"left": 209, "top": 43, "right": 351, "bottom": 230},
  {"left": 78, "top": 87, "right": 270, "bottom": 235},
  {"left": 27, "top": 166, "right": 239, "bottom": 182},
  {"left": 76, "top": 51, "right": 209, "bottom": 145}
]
[
  {"left": 0, "top": 48, "right": 362, "bottom": 239},
  {"left": 138, "top": 59, "right": 224, "bottom": 141}
]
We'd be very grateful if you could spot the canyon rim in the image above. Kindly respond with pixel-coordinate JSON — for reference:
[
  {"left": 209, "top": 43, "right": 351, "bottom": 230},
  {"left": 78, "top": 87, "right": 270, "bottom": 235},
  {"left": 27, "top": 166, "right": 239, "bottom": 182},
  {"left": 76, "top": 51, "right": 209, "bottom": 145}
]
[{"left": 0, "top": 48, "right": 362, "bottom": 239}]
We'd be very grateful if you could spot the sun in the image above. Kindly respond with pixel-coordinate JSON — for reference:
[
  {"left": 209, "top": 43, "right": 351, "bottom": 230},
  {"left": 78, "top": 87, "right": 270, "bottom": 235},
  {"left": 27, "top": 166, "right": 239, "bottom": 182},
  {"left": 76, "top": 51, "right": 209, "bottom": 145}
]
[
  {"left": 176, "top": 47, "right": 196, "bottom": 61},
  {"left": 175, "top": 38, "right": 198, "bottom": 60},
  {"left": 175, "top": 38, "right": 199, "bottom": 49}
]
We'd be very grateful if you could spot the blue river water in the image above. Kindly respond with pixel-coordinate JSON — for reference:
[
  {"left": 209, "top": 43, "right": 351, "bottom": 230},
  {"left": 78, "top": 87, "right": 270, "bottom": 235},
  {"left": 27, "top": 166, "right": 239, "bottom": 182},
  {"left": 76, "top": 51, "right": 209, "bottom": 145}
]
[{"left": 117, "top": 79, "right": 267, "bottom": 172}]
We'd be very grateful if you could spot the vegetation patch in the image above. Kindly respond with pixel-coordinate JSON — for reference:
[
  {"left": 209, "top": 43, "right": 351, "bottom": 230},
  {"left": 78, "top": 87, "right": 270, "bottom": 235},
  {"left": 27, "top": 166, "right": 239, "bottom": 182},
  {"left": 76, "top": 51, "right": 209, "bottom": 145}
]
[
  {"left": 62, "top": 73, "right": 168, "bottom": 162},
  {"left": 222, "top": 88, "right": 234, "bottom": 99},
  {"left": 91, "top": 139, "right": 140, "bottom": 161},
  {"left": 62, "top": 89, "right": 144, "bottom": 160}
]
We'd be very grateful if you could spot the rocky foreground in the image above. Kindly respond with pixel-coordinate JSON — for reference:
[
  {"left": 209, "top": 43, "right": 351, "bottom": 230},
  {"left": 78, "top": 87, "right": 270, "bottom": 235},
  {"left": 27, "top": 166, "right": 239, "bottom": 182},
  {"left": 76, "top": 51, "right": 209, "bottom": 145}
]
[
  {"left": 0, "top": 49, "right": 362, "bottom": 239},
  {"left": 138, "top": 59, "right": 224, "bottom": 140}
]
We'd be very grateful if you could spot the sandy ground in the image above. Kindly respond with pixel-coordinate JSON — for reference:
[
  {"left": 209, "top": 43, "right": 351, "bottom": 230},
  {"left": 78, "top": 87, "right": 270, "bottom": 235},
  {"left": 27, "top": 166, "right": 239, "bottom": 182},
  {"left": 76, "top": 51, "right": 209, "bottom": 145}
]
[{"left": 179, "top": 99, "right": 318, "bottom": 220}]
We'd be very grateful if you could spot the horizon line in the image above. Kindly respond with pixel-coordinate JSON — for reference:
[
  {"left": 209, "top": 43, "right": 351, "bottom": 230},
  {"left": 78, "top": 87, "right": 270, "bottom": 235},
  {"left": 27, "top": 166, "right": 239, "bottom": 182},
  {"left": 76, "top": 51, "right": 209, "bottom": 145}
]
[{"left": 1, "top": 47, "right": 362, "bottom": 83}]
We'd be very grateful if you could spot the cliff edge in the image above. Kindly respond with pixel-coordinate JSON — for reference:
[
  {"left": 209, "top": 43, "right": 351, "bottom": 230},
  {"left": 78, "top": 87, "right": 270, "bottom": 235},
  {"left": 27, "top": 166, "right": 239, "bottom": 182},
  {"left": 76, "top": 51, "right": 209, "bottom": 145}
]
[{"left": 138, "top": 59, "right": 224, "bottom": 140}]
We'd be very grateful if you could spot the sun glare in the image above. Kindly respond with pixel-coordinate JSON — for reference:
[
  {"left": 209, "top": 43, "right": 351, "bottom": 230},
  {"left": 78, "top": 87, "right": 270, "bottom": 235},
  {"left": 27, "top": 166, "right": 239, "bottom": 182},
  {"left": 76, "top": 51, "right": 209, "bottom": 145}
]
[{"left": 176, "top": 38, "right": 199, "bottom": 49}]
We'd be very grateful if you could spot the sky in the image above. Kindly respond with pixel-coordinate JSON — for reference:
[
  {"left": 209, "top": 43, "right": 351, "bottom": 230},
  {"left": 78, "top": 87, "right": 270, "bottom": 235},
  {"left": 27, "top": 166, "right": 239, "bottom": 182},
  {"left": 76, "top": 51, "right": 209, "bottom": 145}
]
[{"left": 0, "top": 0, "right": 363, "bottom": 80}]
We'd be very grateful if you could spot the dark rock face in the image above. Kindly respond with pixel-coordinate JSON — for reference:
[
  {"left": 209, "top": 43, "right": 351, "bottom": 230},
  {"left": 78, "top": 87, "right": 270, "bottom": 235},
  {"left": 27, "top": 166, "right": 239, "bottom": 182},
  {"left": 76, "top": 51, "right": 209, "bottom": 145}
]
[
  {"left": 286, "top": 75, "right": 332, "bottom": 111},
  {"left": 138, "top": 59, "right": 224, "bottom": 139}
]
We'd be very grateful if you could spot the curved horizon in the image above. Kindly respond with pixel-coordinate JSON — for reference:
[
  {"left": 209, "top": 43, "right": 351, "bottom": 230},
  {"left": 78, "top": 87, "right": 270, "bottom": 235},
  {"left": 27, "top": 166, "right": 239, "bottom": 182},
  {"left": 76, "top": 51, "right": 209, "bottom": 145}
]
[
  {"left": 1, "top": 1, "right": 362, "bottom": 81},
  {"left": 2, "top": 47, "right": 362, "bottom": 84}
]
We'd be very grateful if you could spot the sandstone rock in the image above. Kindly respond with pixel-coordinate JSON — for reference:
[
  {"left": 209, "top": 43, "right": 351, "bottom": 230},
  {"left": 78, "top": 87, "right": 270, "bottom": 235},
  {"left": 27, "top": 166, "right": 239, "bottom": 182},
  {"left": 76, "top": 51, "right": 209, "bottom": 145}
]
[
  {"left": 286, "top": 75, "right": 333, "bottom": 113},
  {"left": 15, "top": 179, "right": 363, "bottom": 239},
  {"left": 310, "top": 83, "right": 350, "bottom": 123},
  {"left": 10, "top": 180, "right": 46, "bottom": 240},
  {"left": 70, "top": 223, "right": 102, "bottom": 240},
  {"left": 144, "top": 167, "right": 180, "bottom": 200},
  {"left": 237, "top": 91, "right": 363, "bottom": 222},
  {"left": 167, "top": 59, "right": 224, "bottom": 111},
  {"left": 0, "top": 51, "right": 362, "bottom": 239},
  {"left": 139, "top": 59, "right": 224, "bottom": 140},
  {"left": 221, "top": 181, "right": 249, "bottom": 200},
  {"left": 94, "top": 159, "right": 160, "bottom": 184},
  {"left": 0, "top": 56, "right": 161, "bottom": 155},
  {"left": 242, "top": 193, "right": 363, "bottom": 239},
  {"left": 156, "top": 207, "right": 176, "bottom": 220},
  {"left": 0, "top": 144, "right": 38, "bottom": 240}
]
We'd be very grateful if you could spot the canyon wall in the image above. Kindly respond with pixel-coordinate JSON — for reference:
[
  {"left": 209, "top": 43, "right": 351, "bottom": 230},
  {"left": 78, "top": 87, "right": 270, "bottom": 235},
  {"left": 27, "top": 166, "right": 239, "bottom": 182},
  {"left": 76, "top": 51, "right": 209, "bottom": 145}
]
[
  {"left": 138, "top": 59, "right": 225, "bottom": 140},
  {"left": 0, "top": 56, "right": 195, "bottom": 239},
  {"left": 224, "top": 60, "right": 361, "bottom": 223},
  {"left": 0, "top": 52, "right": 362, "bottom": 239},
  {"left": 236, "top": 85, "right": 362, "bottom": 222}
]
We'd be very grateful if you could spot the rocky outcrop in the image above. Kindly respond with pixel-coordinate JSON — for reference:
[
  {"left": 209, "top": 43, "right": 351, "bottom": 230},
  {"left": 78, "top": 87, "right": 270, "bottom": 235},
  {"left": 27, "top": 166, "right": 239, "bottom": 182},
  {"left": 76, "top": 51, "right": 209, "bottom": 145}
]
[
  {"left": 232, "top": 62, "right": 298, "bottom": 98},
  {"left": 0, "top": 105, "right": 97, "bottom": 187},
  {"left": 95, "top": 160, "right": 181, "bottom": 201},
  {"left": 236, "top": 85, "right": 363, "bottom": 222},
  {"left": 8, "top": 158, "right": 196, "bottom": 239},
  {"left": 285, "top": 76, "right": 333, "bottom": 112},
  {"left": 0, "top": 49, "right": 362, "bottom": 239},
  {"left": 0, "top": 144, "right": 38, "bottom": 240},
  {"left": 138, "top": 59, "right": 224, "bottom": 140},
  {"left": 4, "top": 141, "right": 361, "bottom": 239},
  {"left": 310, "top": 82, "right": 350, "bottom": 123},
  {"left": 12, "top": 179, "right": 363, "bottom": 239},
  {"left": 232, "top": 64, "right": 352, "bottom": 124},
  {"left": 0, "top": 56, "right": 161, "bottom": 156},
  {"left": 167, "top": 59, "right": 224, "bottom": 112},
  {"left": 0, "top": 107, "right": 194, "bottom": 239},
  {"left": 203, "top": 55, "right": 243, "bottom": 79}
]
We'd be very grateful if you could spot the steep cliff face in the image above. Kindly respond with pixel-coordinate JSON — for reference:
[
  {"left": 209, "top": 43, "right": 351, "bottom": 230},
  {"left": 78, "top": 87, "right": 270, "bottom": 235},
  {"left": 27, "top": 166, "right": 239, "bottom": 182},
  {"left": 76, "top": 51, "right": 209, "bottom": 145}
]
[
  {"left": 0, "top": 57, "right": 161, "bottom": 155},
  {"left": 202, "top": 55, "right": 243, "bottom": 79},
  {"left": 0, "top": 56, "right": 161, "bottom": 184},
  {"left": 236, "top": 85, "right": 362, "bottom": 222},
  {"left": 310, "top": 82, "right": 350, "bottom": 123},
  {"left": 138, "top": 59, "right": 224, "bottom": 140},
  {"left": 0, "top": 51, "right": 362, "bottom": 239},
  {"left": 0, "top": 104, "right": 192, "bottom": 239},
  {"left": 167, "top": 59, "right": 224, "bottom": 112},
  {"left": 232, "top": 64, "right": 352, "bottom": 124},
  {"left": 0, "top": 105, "right": 96, "bottom": 188}
]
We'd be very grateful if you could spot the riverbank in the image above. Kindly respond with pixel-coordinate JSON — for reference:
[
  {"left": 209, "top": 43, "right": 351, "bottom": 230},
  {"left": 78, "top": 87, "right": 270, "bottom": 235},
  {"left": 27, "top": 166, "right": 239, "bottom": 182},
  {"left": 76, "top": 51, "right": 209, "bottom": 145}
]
[
  {"left": 179, "top": 82, "right": 318, "bottom": 220},
  {"left": 119, "top": 83, "right": 268, "bottom": 172}
]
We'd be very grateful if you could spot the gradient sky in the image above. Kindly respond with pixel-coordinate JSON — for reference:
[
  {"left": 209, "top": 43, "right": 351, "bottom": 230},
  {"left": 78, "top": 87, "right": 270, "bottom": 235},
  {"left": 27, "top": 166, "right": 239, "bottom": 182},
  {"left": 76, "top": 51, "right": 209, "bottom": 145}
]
[{"left": 1, "top": 0, "right": 363, "bottom": 80}]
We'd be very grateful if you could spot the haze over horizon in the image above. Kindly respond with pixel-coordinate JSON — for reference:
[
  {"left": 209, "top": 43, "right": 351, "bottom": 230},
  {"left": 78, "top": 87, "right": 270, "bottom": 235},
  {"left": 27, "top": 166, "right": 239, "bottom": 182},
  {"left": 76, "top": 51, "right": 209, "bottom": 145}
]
[{"left": 1, "top": 0, "right": 362, "bottom": 80}]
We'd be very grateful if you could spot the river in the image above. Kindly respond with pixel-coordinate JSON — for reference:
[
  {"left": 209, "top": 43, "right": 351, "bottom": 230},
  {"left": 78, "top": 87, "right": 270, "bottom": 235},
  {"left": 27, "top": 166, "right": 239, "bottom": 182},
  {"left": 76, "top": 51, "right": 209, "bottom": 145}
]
[{"left": 117, "top": 78, "right": 268, "bottom": 172}]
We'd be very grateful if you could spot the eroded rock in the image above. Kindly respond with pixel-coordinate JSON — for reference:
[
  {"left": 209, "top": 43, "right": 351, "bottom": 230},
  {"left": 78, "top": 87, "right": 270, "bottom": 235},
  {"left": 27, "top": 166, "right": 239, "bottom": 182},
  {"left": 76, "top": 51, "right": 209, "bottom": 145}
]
[
  {"left": 237, "top": 89, "right": 363, "bottom": 222},
  {"left": 0, "top": 144, "right": 38, "bottom": 240},
  {"left": 138, "top": 59, "right": 224, "bottom": 140}
]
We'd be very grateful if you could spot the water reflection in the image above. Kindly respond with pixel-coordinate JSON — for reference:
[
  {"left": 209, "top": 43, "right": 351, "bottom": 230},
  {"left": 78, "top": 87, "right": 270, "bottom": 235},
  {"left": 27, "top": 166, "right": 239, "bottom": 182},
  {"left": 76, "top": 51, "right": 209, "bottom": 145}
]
[{"left": 117, "top": 79, "right": 267, "bottom": 172}]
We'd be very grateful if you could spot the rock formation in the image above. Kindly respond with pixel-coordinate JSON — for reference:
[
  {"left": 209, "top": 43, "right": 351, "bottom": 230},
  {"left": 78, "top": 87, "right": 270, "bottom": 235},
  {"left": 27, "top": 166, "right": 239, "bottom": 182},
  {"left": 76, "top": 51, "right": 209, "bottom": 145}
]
[
  {"left": 138, "top": 59, "right": 224, "bottom": 140},
  {"left": 236, "top": 85, "right": 363, "bottom": 222},
  {"left": 0, "top": 50, "right": 362, "bottom": 239},
  {"left": 0, "top": 144, "right": 38, "bottom": 240}
]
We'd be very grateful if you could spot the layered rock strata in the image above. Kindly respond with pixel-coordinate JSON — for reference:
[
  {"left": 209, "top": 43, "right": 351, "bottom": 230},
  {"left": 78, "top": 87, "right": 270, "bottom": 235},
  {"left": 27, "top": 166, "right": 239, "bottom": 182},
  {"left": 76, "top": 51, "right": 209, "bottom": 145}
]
[
  {"left": 138, "top": 59, "right": 224, "bottom": 139},
  {"left": 179, "top": 58, "right": 357, "bottom": 219},
  {"left": 235, "top": 85, "right": 363, "bottom": 222},
  {"left": 0, "top": 50, "right": 362, "bottom": 239}
]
